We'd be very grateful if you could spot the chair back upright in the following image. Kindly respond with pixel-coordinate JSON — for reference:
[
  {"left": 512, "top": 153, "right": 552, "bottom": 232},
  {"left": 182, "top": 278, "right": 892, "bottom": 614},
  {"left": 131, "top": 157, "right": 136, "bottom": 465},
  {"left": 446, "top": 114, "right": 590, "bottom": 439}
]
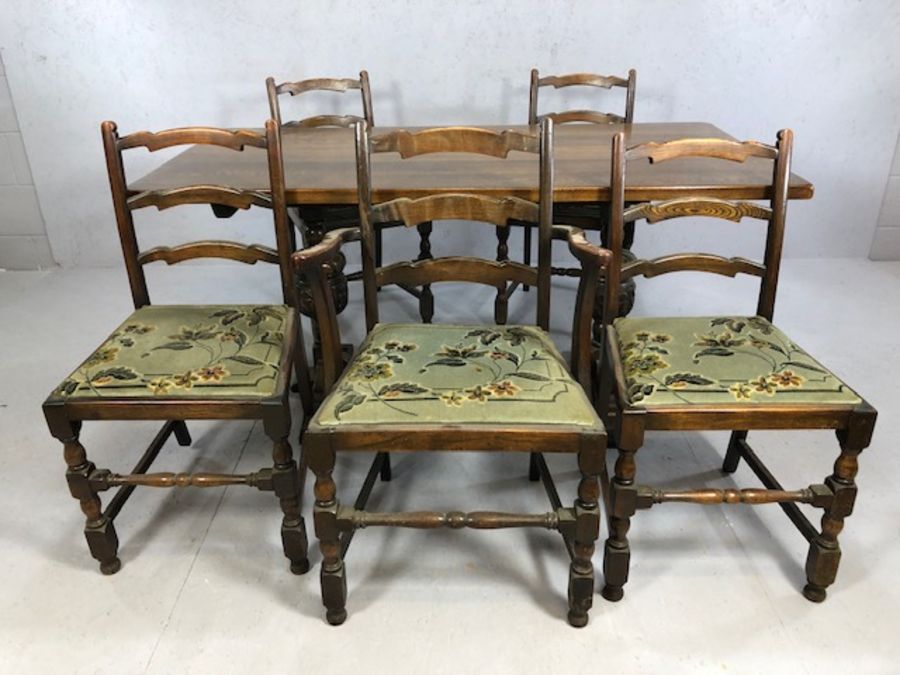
[
  {"left": 529, "top": 69, "right": 636, "bottom": 126},
  {"left": 604, "top": 129, "right": 794, "bottom": 324},
  {"left": 355, "top": 119, "right": 555, "bottom": 332},
  {"left": 266, "top": 71, "right": 373, "bottom": 128},
  {"left": 101, "top": 119, "right": 295, "bottom": 309}
]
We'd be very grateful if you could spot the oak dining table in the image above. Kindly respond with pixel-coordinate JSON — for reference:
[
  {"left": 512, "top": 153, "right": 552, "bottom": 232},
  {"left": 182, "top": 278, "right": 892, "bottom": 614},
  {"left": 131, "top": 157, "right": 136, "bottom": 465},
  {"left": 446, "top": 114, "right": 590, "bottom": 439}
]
[
  {"left": 131, "top": 121, "right": 813, "bottom": 203},
  {"left": 130, "top": 121, "right": 813, "bottom": 347}
]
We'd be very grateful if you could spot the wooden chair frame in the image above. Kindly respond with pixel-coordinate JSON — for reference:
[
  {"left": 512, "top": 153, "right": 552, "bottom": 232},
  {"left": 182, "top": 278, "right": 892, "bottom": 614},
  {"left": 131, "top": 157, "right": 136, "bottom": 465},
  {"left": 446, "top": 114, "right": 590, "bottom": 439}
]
[
  {"left": 42, "top": 120, "right": 313, "bottom": 576},
  {"left": 293, "top": 120, "right": 612, "bottom": 627},
  {"left": 597, "top": 129, "right": 877, "bottom": 604},
  {"left": 266, "top": 71, "right": 433, "bottom": 321},
  {"left": 518, "top": 69, "right": 638, "bottom": 315}
]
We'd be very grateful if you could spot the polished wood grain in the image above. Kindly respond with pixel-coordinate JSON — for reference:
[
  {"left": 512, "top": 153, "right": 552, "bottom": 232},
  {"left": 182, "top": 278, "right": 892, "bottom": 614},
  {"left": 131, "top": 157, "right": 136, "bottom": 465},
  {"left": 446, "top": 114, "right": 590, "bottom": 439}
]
[{"left": 131, "top": 123, "right": 815, "bottom": 205}]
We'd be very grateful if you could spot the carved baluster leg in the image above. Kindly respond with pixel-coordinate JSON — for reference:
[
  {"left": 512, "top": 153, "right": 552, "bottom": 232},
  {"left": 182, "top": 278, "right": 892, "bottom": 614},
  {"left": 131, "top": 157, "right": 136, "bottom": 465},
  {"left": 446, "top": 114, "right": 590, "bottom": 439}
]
[
  {"left": 263, "top": 405, "right": 309, "bottom": 575},
  {"left": 568, "top": 439, "right": 603, "bottom": 627},
  {"left": 308, "top": 440, "right": 347, "bottom": 625},
  {"left": 495, "top": 225, "right": 511, "bottom": 325},
  {"left": 522, "top": 222, "right": 532, "bottom": 291},
  {"left": 803, "top": 438, "right": 866, "bottom": 602},
  {"left": 601, "top": 444, "right": 638, "bottom": 601},
  {"left": 416, "top": 221, "right": 434, "bottom": 323},
  {"left": 722, "top": 430, "right": 747, "bottom": 473},
  {"left": 52, "top": 417, "right": 121, "bottom": 575}
]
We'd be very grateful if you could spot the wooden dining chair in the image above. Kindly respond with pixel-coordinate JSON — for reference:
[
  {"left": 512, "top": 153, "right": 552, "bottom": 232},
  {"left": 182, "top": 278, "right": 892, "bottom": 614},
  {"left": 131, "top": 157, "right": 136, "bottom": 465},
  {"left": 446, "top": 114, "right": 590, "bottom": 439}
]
[
  {"left": 598, "top": 129, "right": 876, "bottom": 604},
  {"left": 42, "top": 120, "right": 312, "bottom": 577},
  {"left": 266, "top": 71, "right": 434, "bottom": 321},
  {"left": 520, "top": 69, "right": 639, "bottom": 327},
  {"left": 293, "top": 120, "right": 610, "bottom": 627}
]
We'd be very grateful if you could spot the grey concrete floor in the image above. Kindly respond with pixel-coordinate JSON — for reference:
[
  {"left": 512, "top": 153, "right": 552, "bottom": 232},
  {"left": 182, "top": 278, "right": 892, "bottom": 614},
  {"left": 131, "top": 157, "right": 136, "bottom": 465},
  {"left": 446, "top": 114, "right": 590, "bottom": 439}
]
[{"left": 0, "top": 259, "right": 898, "bottom": 673}]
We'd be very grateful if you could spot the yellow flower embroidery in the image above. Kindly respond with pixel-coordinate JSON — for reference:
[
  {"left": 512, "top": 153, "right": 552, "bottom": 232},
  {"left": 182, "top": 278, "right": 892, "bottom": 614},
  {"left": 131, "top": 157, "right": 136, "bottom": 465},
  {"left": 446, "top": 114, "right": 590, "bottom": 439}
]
[
  {"left": 440, "top": 391, "right": 465, "bottom": 407},
  {"left": 729, "top": 383, "right": 753, "bottom": 400},
  {"left": 196, "top": 365, "right": 229, "bottom": 382},
  {"left": 489, "top": 380, "right": 520, "bottom": 396},
  {"left": 148, "top": 378, "right": 174, "bottom": 394},
  {"left": 750, "top": 376, "right": 777, "bottom": 395},
  {"left": 770, "top": 370, "right": 803, "bottom": 388},
  {"left": 173, "top": 371, "right": 200, "bottom": 389}
]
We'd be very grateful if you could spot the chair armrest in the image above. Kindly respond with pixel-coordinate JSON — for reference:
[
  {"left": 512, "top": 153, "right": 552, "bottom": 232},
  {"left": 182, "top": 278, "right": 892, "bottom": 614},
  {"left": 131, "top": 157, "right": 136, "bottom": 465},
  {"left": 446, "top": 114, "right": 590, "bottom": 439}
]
[
  {"left": 291, "top": 227, "right": 361, "bottom": 392},
  {"left": 551, "top": 225, "right": 611, "bottom": 393}
]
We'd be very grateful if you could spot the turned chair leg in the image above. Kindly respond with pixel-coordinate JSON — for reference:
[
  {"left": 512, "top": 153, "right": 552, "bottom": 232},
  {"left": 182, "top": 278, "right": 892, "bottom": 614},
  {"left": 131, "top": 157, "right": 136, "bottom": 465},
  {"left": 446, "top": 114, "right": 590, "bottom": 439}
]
[
  {"left": 495, "top": 225, "right": 511, "bottom": 324},
  {"left": 568, "top": 441, "right": 603, "bottom": 627},
  {"left": 803, "top": 438, "right": 865, "bottom": 602},
  {"left": 264, "top": 407, "right": 309, "bottom": 575},
  {"left": 55, "top": 420, "right": 121, "bottom": 575},
  {"left": 602, "top": 444, "right": 638, "bottom": 602},
  {"left": 416, "top": 221, "right": 434, "bottom": 323},
  {"left": 308, "top": 441, "right": 347, "bottom": 625},
  {"left": 722, "top": 430, "right": 747, "bottom": 474}
]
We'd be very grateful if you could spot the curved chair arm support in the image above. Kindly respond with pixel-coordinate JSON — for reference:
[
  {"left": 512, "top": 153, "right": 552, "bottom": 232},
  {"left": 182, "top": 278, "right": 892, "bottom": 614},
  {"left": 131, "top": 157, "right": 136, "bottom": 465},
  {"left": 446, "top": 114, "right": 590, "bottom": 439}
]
[
  {"left": 552, "top": 225, "right": 611, "bottom": 391},
  {"left": 291, "top": 227, "right": 361, "bottom": 391}
]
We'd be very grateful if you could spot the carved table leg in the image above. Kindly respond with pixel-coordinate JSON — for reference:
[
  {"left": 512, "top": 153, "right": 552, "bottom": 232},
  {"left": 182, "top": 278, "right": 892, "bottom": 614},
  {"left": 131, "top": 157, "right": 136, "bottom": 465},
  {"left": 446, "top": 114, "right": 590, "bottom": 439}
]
[
  {"left": 264, "top": 405, "right": 309, "bottom": 575},
  {"left": 568, "top": 440, "right": 603, "bottom": 627},
  {"left": 416, "top": 221, "right": 434, "bottom": 323},
  {"left": 55, "top": 419, "right": 121, "bottom": 575},
  {"left": 601, "top": 443, "right": 638, "bottom": 601},
  {"left": 495, "top": 225, "right": 511, "bottom": 325},
  {"left": 308, "top": 441, "right": 347, "bottom": 625}
]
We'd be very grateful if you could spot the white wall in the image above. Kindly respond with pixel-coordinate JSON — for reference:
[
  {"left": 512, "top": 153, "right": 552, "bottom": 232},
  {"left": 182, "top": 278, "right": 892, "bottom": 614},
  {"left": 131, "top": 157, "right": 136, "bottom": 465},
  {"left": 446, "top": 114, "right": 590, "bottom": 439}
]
[
  {"left": 1, "top": 0, "right": 899, "bottom": 268},
  {"left": 0, "top": 52, "right": 52, "bottom": 269},
  {"left": 871, "top": 131, "right": 900, "bottom": 259}
]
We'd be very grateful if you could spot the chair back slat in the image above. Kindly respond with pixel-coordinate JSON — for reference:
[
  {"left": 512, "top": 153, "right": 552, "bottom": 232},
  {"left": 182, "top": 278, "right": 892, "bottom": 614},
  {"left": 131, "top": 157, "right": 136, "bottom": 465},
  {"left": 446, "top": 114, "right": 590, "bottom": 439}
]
[
  {"left": 544, "top": 110, "right": 625, "bottom": 125},
  {"left": 137, "top": 241, "right": 279, "bottom": 266},
  {"left": 529, "top": 68, "right": 636, "bottom": 125},
  {"left": 127, "top": 186, "right": 271, "bottom": 211},
  {"left": 369, "top": 194, "right": 539, "bottom": 228},
  {"left": 538, "top": 73, "right": 630, "bottom": 89},
  {"left": 267, "top": 71, "right": 374, "bottom": 128},
  {"left": 117, "top": 127, "right": 266, "bottom": 152},
  {"left": 376, "top": 257, "right": 538, "bottom": 290},
  {"left": 371, "top": 126, "right": 539, "bottom": 158},
  {"left": 286, "top": 114, "right": 366, "bottom": 129},
  {"left": 102, "top": 119, "right": 295, "bottom": 308},
  {"left": 605, "top": 129, "right": 794, "bottom": 322},
  {"left": 623, "top": 197, "right": 773, "bottom": 224},
  {"left": 625, "top": 137, "right": 777, "bottom": 163},
  {"left": 621, "top": 253, "right": 766, "bottom": 280},
  {"left": 356, "top": 120, "right": 554, "bottom": 331}
]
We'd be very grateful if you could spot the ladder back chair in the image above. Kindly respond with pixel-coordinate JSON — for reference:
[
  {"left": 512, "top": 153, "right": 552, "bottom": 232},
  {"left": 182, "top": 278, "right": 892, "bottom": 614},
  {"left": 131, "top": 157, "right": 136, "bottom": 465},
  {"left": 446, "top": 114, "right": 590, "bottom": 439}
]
[
  {"left": 266, "top": 71, "right": 434, "bottom": 322},
  {"left": 521, "top": 69, "right": 639, "bottom": 325},
  {"left": 42, "top": 120, "right": 312, "bottom": 577},
  {"left": 293, "top": 120, "right": 610, "bottom": 627},
  {"left": 598, "top": 129, "right": 876, "bottom": 604}
]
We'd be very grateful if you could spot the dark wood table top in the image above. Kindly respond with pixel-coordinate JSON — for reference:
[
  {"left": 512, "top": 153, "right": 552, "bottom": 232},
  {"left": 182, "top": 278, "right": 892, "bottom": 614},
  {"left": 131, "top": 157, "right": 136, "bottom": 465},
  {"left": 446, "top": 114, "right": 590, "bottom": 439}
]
[{"left": 132, "top": 122, "right": 813, "bottom": 204}]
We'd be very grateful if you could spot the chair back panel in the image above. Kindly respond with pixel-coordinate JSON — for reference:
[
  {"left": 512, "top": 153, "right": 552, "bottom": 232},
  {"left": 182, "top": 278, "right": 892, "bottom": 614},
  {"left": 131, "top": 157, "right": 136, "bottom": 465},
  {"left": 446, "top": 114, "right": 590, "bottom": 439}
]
[
  {"left": 266, "top": 71, "right": 373, "bottom": 128},
  {"left": 101, "top": 119, "right": 294, "bottom": 308},
  {"left": 355, "top": 120, "right": 554, "bottom": 331},
  {"left": 529, "top": 68, "right": 636, "bottom": 125},
  {"left": 605, "top": 129, "right": 793, "bottom": 321}
]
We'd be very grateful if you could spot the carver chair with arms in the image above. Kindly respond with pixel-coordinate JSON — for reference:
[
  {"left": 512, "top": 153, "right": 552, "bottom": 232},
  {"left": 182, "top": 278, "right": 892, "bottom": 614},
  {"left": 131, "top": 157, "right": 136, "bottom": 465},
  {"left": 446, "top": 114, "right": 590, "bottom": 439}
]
[
  {"left": 598, "top": 129, "right": 876, "bottom": 604},
  {"left": 42, "top": 120, "right": 311, "bottom": 577},
  {"left": 293, "top": 119, "right": 610, "bottom": 627}
]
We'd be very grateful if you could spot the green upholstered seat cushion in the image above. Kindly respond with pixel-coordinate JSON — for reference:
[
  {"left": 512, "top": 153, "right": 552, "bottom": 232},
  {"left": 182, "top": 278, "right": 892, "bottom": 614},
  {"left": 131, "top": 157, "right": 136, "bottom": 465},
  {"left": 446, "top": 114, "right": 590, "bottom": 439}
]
[
  {"left": 614, "top": 316, "right": 860, "bottom": 407},
  {"left": 48, "top": 305, "right": 290, "bottom": 401},
  {"left": 314, "top": 323, "right": 600, "bottom": 427}
]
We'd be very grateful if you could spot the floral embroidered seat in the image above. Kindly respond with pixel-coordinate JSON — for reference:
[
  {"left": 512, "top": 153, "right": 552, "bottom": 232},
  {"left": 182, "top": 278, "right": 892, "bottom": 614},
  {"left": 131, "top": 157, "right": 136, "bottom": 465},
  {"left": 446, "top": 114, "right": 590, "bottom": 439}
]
[
  {"left": 615, "top": 315, "right": 860, "bottom": 407},
  {"left": 48, "top": 304, "right": 290, "bottom": 401},
  {"left": 314, "top": 323, "right": 598, "bottom": 427}
]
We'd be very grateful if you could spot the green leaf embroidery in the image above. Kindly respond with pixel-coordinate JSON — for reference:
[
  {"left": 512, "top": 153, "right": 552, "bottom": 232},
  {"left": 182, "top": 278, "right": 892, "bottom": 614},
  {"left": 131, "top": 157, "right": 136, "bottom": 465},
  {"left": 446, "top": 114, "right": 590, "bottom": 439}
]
[
  {"left": 334, "top": 393, "right": 367, "bottom": 419},
  {"left": 509, "top": 371, "right": 549, "bottom": 381},
  {"left": 377, "top": 382, "right": 429, "bottom": 396},
  {"left": 227, "top": 355, "right": 264, "bottom": 366},
  {"left": 780, "top": 360, "right": 828, "bottom": 374},
  {"left": 694, "top": 347, "right": 734, "bottom": 358},
  {"left": 90, "top": 367, "right": 140, "bottom": 382},
  {"left": 152, "top": 341, "right": 193, "bottom": 351},
  {"left": 424, "top": 357, "right": 468, "bottom": 367},
  {"left": 664, "top": 372, "right": 715, "bottom": 386}
]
